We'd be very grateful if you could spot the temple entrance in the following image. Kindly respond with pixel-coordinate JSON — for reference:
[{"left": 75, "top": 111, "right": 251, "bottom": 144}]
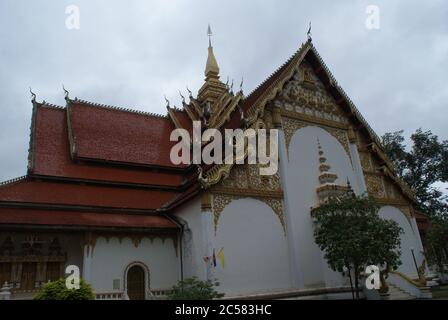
[
  {"left": 21, "top": 262, "right": 37, "bottom": 290},
  {"left": 126, "top": 265, "right": 146, "bottom": 300}
]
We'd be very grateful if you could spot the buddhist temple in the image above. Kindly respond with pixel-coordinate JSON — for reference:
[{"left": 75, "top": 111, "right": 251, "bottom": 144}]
[{"left": 0, "top": 31, "right": 428, "bottom": 299}]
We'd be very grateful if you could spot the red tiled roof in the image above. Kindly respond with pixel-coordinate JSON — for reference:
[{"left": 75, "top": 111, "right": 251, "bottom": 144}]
[
  {"left": 172, "top": 109, "right": 193, "bottom": 133},
  {"left": 68, "top": 100, "right": 188, "bottom": 168},
  {"left": 0, "top": 178, "right": 178, "bottom": 211},
  {"left": 0, "top": 207, "right": 178, "bottom": 230},
  {"left": 30, "top": 104, "right": 185, "bottom": 186}
]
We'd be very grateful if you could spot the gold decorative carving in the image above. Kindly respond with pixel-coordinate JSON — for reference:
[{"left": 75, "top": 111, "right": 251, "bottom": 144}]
[
  {"left": 348, "top": 126, "right": 357, "bottom": 144},
  {"left": 201, "top": 190, "right": 212, "bottom": 212},
  {"left": 271, "top": 106, "right": 282, "bottom": 128},
  {"left": 212, "top": 186, "right": 283, "bottom": 199},
  {"left": 210, "top": 158, "right": 285, "bottom": 235},
  {"left": 198, "top": 119, "right": 268, "bottom": 189},
  {"left": 244, "top": 42, "right": 312, "bottom": 126},
  {"left": 259, "top": 198, "right": 285, "bottom": 232},
  {"left": 211, "top": 193, "right": 285, "bottom": 235},
  {"left": 359, "top": 152, "right": 372, "bottom": 171},
  {"left": 274, "top": 63, "right": 350, "bottom": 128},
  {"left": 211, "top": 193, "right": 234, "bottom": 232},
  {"left": 282, "top": 117, "right": 351, "bottom": 161},
  {"left": 282, "top": 117, "right": 307, "bottom": 153},
  {"left": 281, "top": 109, "right": 348, "bottom": 130},
  {"left": 365, "top": 174, "right": 385, "bottom": 198},
  {"left": 216, "top": 161, "right": 282, "bottom": 194}
]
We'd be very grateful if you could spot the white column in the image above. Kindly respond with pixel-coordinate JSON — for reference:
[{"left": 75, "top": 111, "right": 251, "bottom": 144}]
[
  {"left": 82, "top": 245, "right": 93, "bottom": 283},
  {"left": 349, "top": 142, "right": 367, "bottom": 194},
  {"left": 201, "top": 210, "right": 215, "bottom": 281},
  {"left": 277, "top": 129, "right": 305, "bottom": 288},
  {"left": 410, "top": 216, "right": 426, "bottom": 268}
]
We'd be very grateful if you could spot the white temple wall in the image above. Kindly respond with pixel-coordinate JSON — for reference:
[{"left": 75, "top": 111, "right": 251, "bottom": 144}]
[
  {"left": 89, "top": 236, "right": 179, "bottom": 293},
  {"left": 283, "top": 125, "right": 357, "bottom": 288},
  {"left": 59, "top": 234, "right": 84, "bottom": 272},
  {"left": 173, "top": 196, "right": 205, "bottom": 281},
  {"left": 211, "top": 198, "right": 292, "bottom": 295},
  {"left": 379, "top": 206, "right": 425, "bottom": 277}
]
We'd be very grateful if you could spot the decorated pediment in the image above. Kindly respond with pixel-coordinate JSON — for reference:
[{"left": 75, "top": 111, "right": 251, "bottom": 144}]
[
  {"left": 209, "top": 162, "right": 285, "bottom": 234},
  {"left": 274, "top": 62, "right": 350, "bottom": 127}
]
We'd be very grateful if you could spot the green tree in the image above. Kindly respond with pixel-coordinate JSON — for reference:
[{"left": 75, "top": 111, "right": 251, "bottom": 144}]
[
  {"left": 34, "top": 278, "right": 95, "bottom": 300},
  {"left": 382, "top": 129, "right": 448, "bottom": 216},
  {"left": 425, "top": 216, "right": 448, "bottom": 274},
  {"left": 168, "top": 277, "right": 224, "bottom": 300},
  {"left": 311, "top": 194, "right": 403, "bottom": 299}
]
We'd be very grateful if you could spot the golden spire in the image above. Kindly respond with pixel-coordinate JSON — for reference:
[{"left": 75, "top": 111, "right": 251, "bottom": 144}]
[{"left": 205, "top": 24, "right": 220, "bottom": 78}]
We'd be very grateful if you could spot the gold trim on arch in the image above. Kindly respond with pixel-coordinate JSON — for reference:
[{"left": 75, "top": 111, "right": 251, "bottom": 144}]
[{"left": 211, "top": 193, "right": 286, "bottom": 235}]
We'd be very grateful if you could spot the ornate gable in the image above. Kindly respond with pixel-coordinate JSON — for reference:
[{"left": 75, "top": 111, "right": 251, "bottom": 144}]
[
  {"left": 272, "top": 61, "right": 352, "bottom": 160},
  {"left": 165, "top": 36, "right": 415, "bottom": 216}
]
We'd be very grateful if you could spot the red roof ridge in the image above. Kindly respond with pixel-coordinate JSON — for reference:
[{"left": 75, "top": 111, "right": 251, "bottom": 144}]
[
  {"left": 0, "top": 175, "right": 28, "bottom": 187},
  {"left": 37, "top": 101, "right": 65, "bottom": 110},
  {"left": 244, "top": 40, "right": 311, "bottom": 103},
  {"left": 70, "top": 97, "right": 168, "bottom": 119}
]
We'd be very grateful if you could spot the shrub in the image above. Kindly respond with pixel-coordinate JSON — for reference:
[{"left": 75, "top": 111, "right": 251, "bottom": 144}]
[
  {"left": 34, "top": 278, "right": 95, "bottom": 300},
  {"left": 311, "top": 193, "right": 403, "bottom": 299},
  {"left": 168, "top": 277, "right": 224, "bottom": 300}
]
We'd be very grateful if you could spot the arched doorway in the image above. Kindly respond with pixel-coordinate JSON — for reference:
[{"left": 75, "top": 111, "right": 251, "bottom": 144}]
[{"left": 126, "top": 265, "right": 146, "bottom": 300}]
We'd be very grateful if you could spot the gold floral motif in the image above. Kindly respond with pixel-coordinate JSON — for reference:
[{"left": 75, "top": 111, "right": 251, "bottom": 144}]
[
  {"left": 365, "top": 175, "right": 385, "bottom": 198},
  {"left": 211, "top": 160, "right": 284, "bottom": 235},
  {"left": 211, "top": 193, "right": 234, "bottom": 232},
  {"left": 274, "top": 64, "right": 350, "bottom": 127},
  {"left": 259, "top": 198, "right": 285, "bottom": 232},
  {"left": 218, "top": 162, "right": 282, "bottom": 193},
  {"left": 211, "top": 193, "right": 285, "bottom": 235},
  {"left": 199, "top": 119, "right": 267, "bottom": 189},
  {"left": 282, "top": 117, "right": 351, "bottom": 161},
  {"left": 359, "top": 152, "right": 372, "bottom": 171},
  {"left": 244, "top": 43, "right": 311, "bottom": 125},
  {"left": 325, "top": 127, "right": 351, "bottom": 159}
]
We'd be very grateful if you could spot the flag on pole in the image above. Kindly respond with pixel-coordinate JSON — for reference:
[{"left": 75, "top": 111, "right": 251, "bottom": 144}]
[
  {"left": 217, "top": 247, "right": 225, "bottom": 268},
  {"left": 212, "top": 248, "right": 217, "bottom": 267}
]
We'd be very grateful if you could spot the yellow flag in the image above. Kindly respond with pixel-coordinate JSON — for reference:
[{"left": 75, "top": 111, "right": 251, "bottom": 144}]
[{"left": 217, "top": 247, "right": 225, "bottom": 268}]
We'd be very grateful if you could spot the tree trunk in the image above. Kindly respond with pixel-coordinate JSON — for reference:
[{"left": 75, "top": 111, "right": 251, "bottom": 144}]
[
  {"left": 354, "top": 264, "right": 360, "bottom": 300},
  {"left": 347, "top": 265, "right": 355, "bottom": 300}
]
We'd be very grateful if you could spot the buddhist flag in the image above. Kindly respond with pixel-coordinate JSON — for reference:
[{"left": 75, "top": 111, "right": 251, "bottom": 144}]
[
  {"left": 212, "top": 248, "right": 217, "bottom": 267},
  {"left": 217, "top": 247, "right": 225, "bottom": 268}
]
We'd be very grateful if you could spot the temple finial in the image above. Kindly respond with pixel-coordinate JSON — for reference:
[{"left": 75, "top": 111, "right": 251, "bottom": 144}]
[
  {"left": 207, "top": 24, "right": 213, "bottom": 47},
  {"left": 29, "top": 87, "right": 36, "bottom": 103},
  {"left": 307, "top": 22, "right": 312, "bottom": 41},
  {"left": 204, "top": 24, "right": 220, "bottom": 78},
  {"left": 164, "top": 95, "right": 170, "bottom": 109},
  {"left": 179, "top": 90, "right": 185, "bottom": 104},
  {"left": 62, "top": 84, "right": 69, "bottom": 100}
]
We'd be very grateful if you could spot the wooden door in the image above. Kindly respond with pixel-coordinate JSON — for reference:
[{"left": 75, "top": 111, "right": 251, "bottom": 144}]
[
  {"left": 46, "top": 262, "right": 61, "bottom": 282},
  {"left": 0, "top": 263, "right": 11, "bottom": 286},
  {"left": 126, "top": 265, "right": 145, "bottom": 300},
  {"left": 21, "top": 262, "right": 37, "bottom": 290}
]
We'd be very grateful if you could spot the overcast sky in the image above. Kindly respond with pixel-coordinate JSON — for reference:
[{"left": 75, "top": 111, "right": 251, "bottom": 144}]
[{"left": 0, "top": 0, "right": 447, "bottom": 182}]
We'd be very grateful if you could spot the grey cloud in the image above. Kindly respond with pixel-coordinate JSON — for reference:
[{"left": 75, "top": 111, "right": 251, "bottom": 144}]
[{"left": 0, "top": 0, "right": 447, "bottom": 180}]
